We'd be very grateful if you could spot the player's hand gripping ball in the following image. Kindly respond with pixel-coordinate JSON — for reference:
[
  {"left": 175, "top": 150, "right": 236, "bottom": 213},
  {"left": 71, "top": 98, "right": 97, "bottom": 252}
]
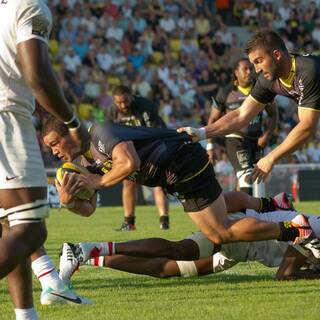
[{"left": 56, "top": 162, "right": 95, "bottom": 200}]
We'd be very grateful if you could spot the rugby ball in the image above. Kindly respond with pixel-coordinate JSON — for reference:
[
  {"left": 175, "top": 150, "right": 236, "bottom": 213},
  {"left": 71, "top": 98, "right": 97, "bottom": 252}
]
[{"left": 56, "top": 162, "right": 95, "bottom": 200}]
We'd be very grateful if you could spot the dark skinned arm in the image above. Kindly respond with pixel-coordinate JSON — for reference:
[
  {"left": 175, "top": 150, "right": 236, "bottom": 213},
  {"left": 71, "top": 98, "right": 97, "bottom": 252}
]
[
  {"left": 17, "top": 39, "right": 90, "bottom": 153},
  {"left": 276, "top": 245, "right": 320, "bottom": 280}
]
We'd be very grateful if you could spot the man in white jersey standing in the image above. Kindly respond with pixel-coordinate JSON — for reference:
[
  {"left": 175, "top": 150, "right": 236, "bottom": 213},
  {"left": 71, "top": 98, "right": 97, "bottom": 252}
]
[{"left": 0, "top": 1, "right": 89, "bottom": 319}]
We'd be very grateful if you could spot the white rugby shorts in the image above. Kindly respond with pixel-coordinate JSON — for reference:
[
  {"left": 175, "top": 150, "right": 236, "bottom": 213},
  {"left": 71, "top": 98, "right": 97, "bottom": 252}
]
[{"left": 0, "top": 111, "right": 47, "bottom": 189}]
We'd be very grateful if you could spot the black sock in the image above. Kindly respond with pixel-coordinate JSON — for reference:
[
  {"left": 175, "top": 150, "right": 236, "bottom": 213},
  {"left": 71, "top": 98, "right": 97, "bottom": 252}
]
[
  {"left": 240, "top": 187, "right": 253, "bottom": 196},
  {"left": 259, "top": 197, "right": 276, "bottom": 213},
  {"left": 125, "top": 216, "right": 135, "bottom": 225},
  {"left": 160, "top": 216, "right": 169, "bottom": 224},
  {"left": 278, "top": 222, "right": 299, "bottom": 241}
]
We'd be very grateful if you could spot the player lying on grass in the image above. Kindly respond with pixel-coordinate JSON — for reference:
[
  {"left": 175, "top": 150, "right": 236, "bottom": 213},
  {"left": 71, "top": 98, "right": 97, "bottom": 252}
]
[
  {"left": 59, "top": 199, "right": 320, "bottom": 282},
  {"left": 42, "top": 117, "right": 315, "bottom": 251}
]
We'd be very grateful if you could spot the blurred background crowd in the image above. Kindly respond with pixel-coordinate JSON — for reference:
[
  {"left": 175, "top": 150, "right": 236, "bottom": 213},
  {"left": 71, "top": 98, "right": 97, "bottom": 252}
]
[{"left": 36, "top": 0, "right": 320, "bottom": 170}]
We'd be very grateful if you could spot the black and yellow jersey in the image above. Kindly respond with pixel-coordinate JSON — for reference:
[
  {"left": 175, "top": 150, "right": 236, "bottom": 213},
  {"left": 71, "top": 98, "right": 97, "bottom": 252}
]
[
  {"left": 215, "top": 83, "right": 263, "bottom": 139},
  {"left": 105, "top": 96, "right": 166, "bottom": 128},
  {"left": 80, "top": 123, "right": 191, "bottom": 187},
  {"left": 250, "top": 54, "right": 320, "bottom": 110}
]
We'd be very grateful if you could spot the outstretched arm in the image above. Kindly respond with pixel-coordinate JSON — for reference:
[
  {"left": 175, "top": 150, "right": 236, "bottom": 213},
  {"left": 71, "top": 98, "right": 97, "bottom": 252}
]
[
  {"left": 276, "top": 245, "right": 320, "bottom": 280},
  {"left": 257, "top": 103, "right": 278, "bottom": 148},
  {"left": 252, "top": 108, "right": 320, "bottom": 183},
  {"left": 178, "top": 96, "right": 265, "bottom": 141}
]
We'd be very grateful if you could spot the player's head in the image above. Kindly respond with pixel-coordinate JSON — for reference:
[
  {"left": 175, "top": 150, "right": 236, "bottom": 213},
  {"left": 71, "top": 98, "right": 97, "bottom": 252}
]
[
  {"left": 245, "top": 30, "right": 289, "bottom": 80},
  {"left": 42, "top": 116, "right": 86, "bottom": 162},
  {"left": 233, "top": 58, "right": 254, "bottom": 88},
  {"left": 112, "top": 85, "right": 134, "bottom": 114}
]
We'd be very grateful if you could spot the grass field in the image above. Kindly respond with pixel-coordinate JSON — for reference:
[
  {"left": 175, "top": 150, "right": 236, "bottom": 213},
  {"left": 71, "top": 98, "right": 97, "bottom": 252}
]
[{"left": 1, "top": 202, "right": 320, "bottom": 320}]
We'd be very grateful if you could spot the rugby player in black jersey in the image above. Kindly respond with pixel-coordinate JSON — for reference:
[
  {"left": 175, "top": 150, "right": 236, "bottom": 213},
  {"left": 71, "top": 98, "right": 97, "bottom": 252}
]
[
  {"left": 179, "top": 30, "right": 320, "bottom": 183},
  {"left": 106, "top": 86, "right": 169, "bottom": 231},
  {"left": 207, "top": 58, "right": 278, "bottom": 195},
  {"left": 42, "top": 117, "right": 314, "bottom": 253}
]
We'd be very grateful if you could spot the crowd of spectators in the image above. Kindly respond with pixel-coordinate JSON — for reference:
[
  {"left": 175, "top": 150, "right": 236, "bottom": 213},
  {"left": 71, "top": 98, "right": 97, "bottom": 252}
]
[{"left": 37, "top": 0, "right": 320, "bottom": 171}]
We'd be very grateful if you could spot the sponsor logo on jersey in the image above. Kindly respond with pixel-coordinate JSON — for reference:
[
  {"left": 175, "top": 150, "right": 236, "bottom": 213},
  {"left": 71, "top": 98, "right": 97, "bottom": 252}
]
[
  {"left": 97, "top": 140, "right": 105, "bottom": 153},
  {"left": 32, "top": 16, "right": 49, "bottom": 39}
]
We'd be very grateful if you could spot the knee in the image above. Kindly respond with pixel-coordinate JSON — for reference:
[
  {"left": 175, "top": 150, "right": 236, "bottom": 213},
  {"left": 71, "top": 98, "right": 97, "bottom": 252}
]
[
  {"left": 206, "top": 229, "right": 234, "bottom": 245},
  {"left": 17, "top": 222, "right": 47, "bottom": 252}
]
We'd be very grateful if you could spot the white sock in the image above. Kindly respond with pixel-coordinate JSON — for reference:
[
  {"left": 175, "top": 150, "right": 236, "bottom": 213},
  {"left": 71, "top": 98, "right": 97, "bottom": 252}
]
[
  {"left": 31, "top": 255, "right": 64, "bottom": 291},
  {"left": 88, "top": 242, "right": 115, "bottom": 257},
  {"left": 15, "top": 308, "right": 38, "bottom": 320},
  {"left": 86, "top": 256, "right": 105, "bottom": 267}
]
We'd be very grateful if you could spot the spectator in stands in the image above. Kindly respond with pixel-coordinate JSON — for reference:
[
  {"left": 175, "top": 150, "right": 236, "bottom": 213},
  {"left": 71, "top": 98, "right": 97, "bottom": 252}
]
[
  {"left": 63, "top": 48, "right": 82, "bottom": 74},
  {"left": 159, "top": 11, "right": 176, "bottom": 34}
]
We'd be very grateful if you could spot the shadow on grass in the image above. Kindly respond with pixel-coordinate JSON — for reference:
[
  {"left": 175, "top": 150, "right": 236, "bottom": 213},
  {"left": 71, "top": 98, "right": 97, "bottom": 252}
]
[{"left": 73, "top": 272, "right": 277, "bottom": 289}]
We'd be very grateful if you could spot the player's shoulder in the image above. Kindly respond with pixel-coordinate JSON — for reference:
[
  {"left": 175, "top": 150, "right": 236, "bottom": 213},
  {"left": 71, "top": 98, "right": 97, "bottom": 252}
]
[
  {"left": 295, "top": 54, "right": 320, "bottom": 79},
  {"left": 216, "top": 83, "right": 233, "bottom": 102},
  {"left": 16, "top": 0, "right": 51, "bottom": 15},
  {"left": 134, "top": 96, "right": 157, "bottom": 112}
]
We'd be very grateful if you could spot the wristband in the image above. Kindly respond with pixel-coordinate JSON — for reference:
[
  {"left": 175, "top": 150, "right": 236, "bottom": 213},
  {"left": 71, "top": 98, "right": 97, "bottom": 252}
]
[
  {"left": 64, "top": 113, "right": 81, "bottom": 130},
  {"left": 198, "top": 127, "right": 207, "bottom": 140},
  {"left": 61, "top": 200, "right": 75, "bottom": 209},
  {"left": 206, "top": 143, "right": 214, "bottom": 151}
]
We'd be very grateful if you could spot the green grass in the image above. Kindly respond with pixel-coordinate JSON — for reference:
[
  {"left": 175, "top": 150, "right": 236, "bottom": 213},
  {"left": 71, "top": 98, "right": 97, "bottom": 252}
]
[{"left": 1, "top": 202, "right": 320, "bottom": 320}]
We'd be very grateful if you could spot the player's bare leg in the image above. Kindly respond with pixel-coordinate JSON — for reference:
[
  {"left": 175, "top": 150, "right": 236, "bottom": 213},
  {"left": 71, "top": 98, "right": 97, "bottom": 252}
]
[
  {"left": 188, "top": 194, "right": 306, "bottom": 245},
  {"left": 120, "top": 179, "right": 137, "bottom": 230},
  {"left": 0, "top": 187, "right": 47, "bottom": 278},
  {"left": 154, "top": 187, "right": 169, "bottom": 229},
  {"left": 103, "top": 255, "right": 213, "bottom": 278},
  {"left": 59, "top": 238, "right": 199, "bottom": 282},
  {"left": 104, "top": 255, "right": 180, "bottom": 278},
  {"left": 2, "top": 222, "right": 34, "bottom": 308},
  {"left": 79, "top": 254, "right": 214, "bottom": 279}
]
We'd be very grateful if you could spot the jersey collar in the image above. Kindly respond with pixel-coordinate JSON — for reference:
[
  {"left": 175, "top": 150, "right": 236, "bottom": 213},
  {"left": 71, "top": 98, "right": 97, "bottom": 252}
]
[
  {"left": 237, "top": 84, "right": 252, "bottom": 96},
  {"left": 279, "top": 56, "right": 296, "bottom": 88}
]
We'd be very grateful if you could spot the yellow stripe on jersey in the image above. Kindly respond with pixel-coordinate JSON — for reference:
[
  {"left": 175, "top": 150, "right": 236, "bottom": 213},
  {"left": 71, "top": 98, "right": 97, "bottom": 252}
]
[
  {"left": 279, "top": 56, "right": 296, "bottom": 88},
  {"left": 178, "top": 160, "right": 211, "bottom": 184},
  {"left": 83, "top": 149, "right": 93, "bottom": 159},
  {"left": 298, "top": 106, "right": 320, "bottom": 112},
  {"left": 248, "top": 94, "right": 266, "bottom": 106}
]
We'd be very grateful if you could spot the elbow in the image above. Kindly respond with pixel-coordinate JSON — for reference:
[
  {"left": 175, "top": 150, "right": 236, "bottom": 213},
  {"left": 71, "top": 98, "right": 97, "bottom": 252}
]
[
  {"left": 24, "top": 72, "right": 46, "bottom": 92},
  {"left": 126, "top": 157, "right": 140, "bottom": 174},
  {"left": 276, "top": 268, "right": 296, "bottom": 281}
]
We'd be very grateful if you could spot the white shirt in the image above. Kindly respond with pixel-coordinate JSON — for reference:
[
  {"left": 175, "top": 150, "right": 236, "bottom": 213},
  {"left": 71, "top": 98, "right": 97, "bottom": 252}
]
[
  {"left": 63, "top": 53, "right": 82, "bottom": 73},
  {"left": 0, "top": 0, "right": 52, "bottom": 116},
  {"left": 97, "top": 52, "right": 113, "bottom": 72},
  {"left": 159, "top": 17, "right": 176, "bottom": 33},
  {"left": 213, "top": 210, "right": 320, "bottom": 272}
]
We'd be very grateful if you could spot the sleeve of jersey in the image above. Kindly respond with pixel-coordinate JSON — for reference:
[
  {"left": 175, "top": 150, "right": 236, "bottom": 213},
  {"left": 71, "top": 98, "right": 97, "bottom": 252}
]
[
  {"left": 250, "top": 75, "right": 276, "bottom": 105},
  {"left": 96, "top": 124, "right": 122, "bottom": 155},
  {"left": 214, "top": 88, "right": 226, "bottom": 112},
  {"left": 298, "top": 61, "right": 320, "bottom": 111},
  {"left": 16, "top": 2, "right": 52, "bottom": 45},
  {"left": 151, "top": 109, "right": 167, "bottom": 128}
]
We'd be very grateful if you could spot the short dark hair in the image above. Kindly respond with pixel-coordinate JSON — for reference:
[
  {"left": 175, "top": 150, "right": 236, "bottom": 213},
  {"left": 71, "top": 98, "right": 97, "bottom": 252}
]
[
  {"left": 234, "top": 58, "right": 250, "bottom": 71},
  {"left": 112, "top": 85, "right": 132, "bottom": 96},
  {"left": 245, "top": 30, "right": 287, "bottom": 55},
  {"left": 232, "top": 58, "right": 250, "bottom": 84},
  {"left": 41, "top": 115, "right": 69, "bottom": 138}
]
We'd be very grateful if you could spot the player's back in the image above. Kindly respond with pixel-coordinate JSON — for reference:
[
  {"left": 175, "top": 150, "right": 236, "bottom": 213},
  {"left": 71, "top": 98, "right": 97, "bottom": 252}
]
[{"left": 0, "top": 0, "right": 51, "bottom": 116}]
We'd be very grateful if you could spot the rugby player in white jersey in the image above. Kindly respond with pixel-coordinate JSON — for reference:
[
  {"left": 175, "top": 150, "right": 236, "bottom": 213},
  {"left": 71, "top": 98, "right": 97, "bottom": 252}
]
[
  {"left": 57, "top": 190, "right": 320, "bottom": 283},
  {"left": 0, "top": 0, "right": 89, "bottom": 318},
  {"left": 60, "top": 208, "right": 320, "bottom": 282}
]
